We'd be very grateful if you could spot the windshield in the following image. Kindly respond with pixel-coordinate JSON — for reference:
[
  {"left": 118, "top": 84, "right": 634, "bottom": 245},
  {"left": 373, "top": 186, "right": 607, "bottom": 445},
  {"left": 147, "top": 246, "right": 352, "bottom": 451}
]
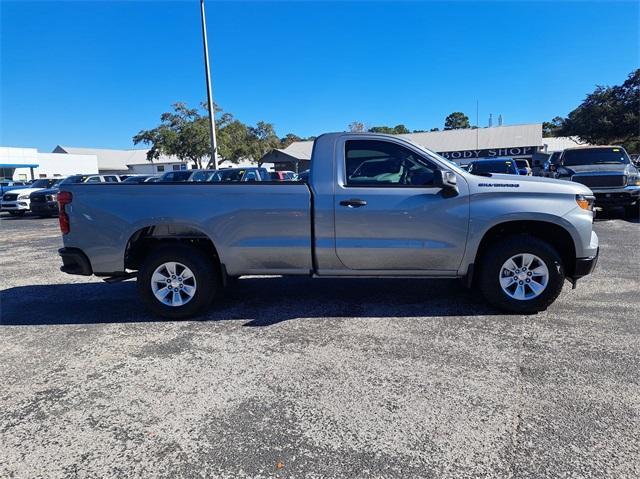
[
  {"left": 211, "top": 169, "right": 245, "bottom": 182},
  {"left": 30, "top": 179, "right": 57, "bottom": 188},
  {"left": 59, "top": 175, "right": 89, "bottom": 185},
  {"left": 469, "top": 160, "right": 516, "bottom": 174},
  {"left": 562, "top": 148, "right": 630, "bottom": 166}
]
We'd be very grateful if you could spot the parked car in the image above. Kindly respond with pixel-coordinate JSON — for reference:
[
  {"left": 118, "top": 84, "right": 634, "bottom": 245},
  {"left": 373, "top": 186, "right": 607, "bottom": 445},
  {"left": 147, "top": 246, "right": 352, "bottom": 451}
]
[
  {"left": 209, "top": 167, "right": 271, "bottom": 182},
  {"left": 144, "top": 175, "right": 163, "bottom": 183},
  {"left": 0, "top": 180, "right": 29, "bottom": 196},
  {"left": 467, "top": 158, "right": 520, "bottom": 176},
  {"left": 122, "top": 175, "right": 156, "bottom": 184},
  {"left": 158, "top": 170, "right": 193, "bottom": 182},
  {"left": 270, "top": 171, "right": 296, "bottom": 181},
  {"left": 541, "top": 151, "right": 563, "bottom": 178},
  {"left": 554, "top": 146, "right": 640, "bottom": 217},
  {"left": 515, "top": 159, "right": 532, "bottom": 176},
  {"left": 1, "top": 178, "right": 61, "bottom": 216},
  {"left": 58, "top": 132, "right": 598, "bottom": 319},
  {"left": 188, "top": 170, "right": 218, "bottom": 182}
]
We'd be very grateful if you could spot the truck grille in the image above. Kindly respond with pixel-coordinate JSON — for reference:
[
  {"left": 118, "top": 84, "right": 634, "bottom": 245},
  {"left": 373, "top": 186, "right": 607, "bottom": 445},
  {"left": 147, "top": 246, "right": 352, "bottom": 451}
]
[
  {"left": 571, "top": 174, "right": 626, "bottom": 188},
  {"left": 3, "top": 193, "right": 18, "bottom": 201}
]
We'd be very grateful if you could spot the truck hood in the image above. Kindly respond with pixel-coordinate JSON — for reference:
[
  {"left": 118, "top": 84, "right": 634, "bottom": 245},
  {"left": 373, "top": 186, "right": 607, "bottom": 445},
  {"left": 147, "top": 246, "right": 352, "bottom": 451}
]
[
  {"left": 465, "top": 172, "right": 593, "bottom": 195},
  {"left": 562, "top": 163, "right": 637, "bottom": 175},
  {"left": 3, "top": 187, "right": 46, "bottom": 197}
]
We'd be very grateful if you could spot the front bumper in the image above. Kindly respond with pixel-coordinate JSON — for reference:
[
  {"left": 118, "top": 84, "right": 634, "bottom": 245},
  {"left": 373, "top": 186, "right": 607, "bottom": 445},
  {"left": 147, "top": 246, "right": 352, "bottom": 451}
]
[
  {"left": 31, "top": 201, "right": 59, "bottom": 215},
  {"left": 58, "top": 247, "right": 93, "bottom": 276},
  {"left": 1, "top": 200, "right": 30, "bottom": 211},
  {"left": 572, "top": 247, "right": 599, "bottom": 280},
  {"left": 591, "top": 186, "right": 640, "bottom": 207}
]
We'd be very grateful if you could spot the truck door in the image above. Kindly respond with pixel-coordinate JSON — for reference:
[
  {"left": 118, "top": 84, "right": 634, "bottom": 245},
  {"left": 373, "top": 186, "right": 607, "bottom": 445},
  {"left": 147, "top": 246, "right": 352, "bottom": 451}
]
[{"left": 333, "top": 138, "right": 469, "bottom": 272}]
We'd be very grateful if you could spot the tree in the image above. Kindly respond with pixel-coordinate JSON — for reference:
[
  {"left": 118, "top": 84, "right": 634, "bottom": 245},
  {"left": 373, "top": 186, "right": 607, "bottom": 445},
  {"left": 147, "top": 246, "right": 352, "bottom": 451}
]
[
  {"left": 280, "top": 133, "right": 302, "bottom": 148},
  {"left": 369, "top": 124, "right": 410, "bottom": 135},
  {"left": 444, "top": 112, "right": 471, "bottom": 130},
  {"left": 542, "top": 117, "right": 565, "bottom": 138},
  {"left": 248, "top": 121, "right": 280, "bottom": 163},
  {"left": 348, "top": 121, "right": 366, "bottom": 132},
  {"left": 133, "top": 102, "right": 212, "bottom": 169},
  {"left": 429, "top": 128, "right": 440, "bottom": 132},
  {"left": 558, "top": 69, "right": 639, "bottom": 152}
]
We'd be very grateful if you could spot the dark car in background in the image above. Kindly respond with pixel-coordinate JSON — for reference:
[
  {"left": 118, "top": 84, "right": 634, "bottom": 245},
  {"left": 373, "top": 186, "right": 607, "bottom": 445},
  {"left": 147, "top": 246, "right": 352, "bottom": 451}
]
[
  {"left": 555, "top": 146, "right": 640, "bottom": 217},
  {"left": 210, "top": 167, "right": 270, "bottom": 182},
  {"left": 122, "top": 175, "right": 156, "bottom": 184},
  {"left": 29, "top": 174, "right": 101, "bottom": 217},
  {"left": 467, "top": 158, "right": 520, "bottom": 176},
  {"left": 158, "top": 170, "right": 193, "bottom": 182}
]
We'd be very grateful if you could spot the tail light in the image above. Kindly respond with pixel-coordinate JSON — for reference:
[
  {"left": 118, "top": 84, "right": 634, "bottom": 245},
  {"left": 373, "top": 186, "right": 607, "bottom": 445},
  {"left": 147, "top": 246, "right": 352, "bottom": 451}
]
[{"left": 58, "top": 191, "right": 72, "bottom": 234}]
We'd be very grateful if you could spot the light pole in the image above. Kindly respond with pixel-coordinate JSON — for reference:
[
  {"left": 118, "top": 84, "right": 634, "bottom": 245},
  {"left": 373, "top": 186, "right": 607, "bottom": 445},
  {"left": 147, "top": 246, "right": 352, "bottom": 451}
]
[{"left": 200, "top": 0, "right": 218, "bottom": 169}]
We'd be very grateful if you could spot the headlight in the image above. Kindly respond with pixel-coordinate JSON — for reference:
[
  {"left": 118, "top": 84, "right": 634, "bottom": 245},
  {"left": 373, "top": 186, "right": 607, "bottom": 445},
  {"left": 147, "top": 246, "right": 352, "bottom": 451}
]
[
  {"left": 627, "top": 175, "right": 640, "bottom": 186},
  {"left": 576, "top": 194, "right": 595, "bottom": 211},
  {"left": 18, "top": 194, "right": 30, "bottom": 199}
]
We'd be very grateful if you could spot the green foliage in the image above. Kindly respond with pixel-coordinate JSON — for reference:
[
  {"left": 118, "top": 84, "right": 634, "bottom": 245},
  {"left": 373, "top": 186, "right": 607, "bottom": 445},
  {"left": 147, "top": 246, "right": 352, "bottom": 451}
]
[
  {"left": 280, "top": 133, "right": 303, "bottom": 148},
  {"left": 558, "top": 69, "right": 639, "bottom": 152},
  {"left": 542, "top": 117, "right": 565, "bottom": 138},
  {"left": 133, "top": 102, "right": 211, "bottom": 169},
  {"left": 444, "top": 112, "right": 471, "bottom": 130},
  {"left": 134, "top": 102, "right": 281, "bottom": 168},
  {"left": 369, "top": 124, "right": 410, "bottom": 135}
]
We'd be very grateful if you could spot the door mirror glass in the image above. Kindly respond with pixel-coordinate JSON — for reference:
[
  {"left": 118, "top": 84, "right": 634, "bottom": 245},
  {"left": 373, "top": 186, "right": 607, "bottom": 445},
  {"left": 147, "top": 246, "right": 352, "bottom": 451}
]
[{"left": 434, "top": 170, "right": 457, "bottom": 189}]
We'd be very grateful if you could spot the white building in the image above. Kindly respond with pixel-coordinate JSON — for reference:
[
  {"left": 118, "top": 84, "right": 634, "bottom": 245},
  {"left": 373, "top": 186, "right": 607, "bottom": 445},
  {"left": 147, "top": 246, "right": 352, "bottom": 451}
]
[
  {"left": 0, "top": 147, "right": 99, "bottom": 180},
  {"left": 52, "top": 146, "right": 187, "bottom": 175}
]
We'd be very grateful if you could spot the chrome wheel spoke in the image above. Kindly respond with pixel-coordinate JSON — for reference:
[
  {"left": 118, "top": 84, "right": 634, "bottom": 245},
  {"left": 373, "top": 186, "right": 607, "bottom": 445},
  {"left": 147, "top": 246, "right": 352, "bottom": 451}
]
[
  {"left": 151, "top": 262, "right": 197, "bottom": 308},
  {"left": 499, "top": 253, "right": 549, "bottom": 301}
]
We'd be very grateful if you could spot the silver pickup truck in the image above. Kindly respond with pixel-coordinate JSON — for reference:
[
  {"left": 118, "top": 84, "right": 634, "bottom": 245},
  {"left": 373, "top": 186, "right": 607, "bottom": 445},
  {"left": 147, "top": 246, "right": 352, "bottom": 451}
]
[{"left": 58, "top": 133, "right": 599, "bottom": 318}]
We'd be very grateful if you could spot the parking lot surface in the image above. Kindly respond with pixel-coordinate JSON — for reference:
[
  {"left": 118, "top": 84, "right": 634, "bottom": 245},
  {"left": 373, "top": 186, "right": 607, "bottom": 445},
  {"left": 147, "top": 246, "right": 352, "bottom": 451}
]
[{"left": 1, "top": 211, "right": 639, "bottom": 478}]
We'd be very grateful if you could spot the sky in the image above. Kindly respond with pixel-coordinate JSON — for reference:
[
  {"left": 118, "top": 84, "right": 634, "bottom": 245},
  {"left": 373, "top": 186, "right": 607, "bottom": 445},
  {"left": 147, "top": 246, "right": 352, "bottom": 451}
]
[{"left": 1, "top": 0, "right": 638, "bottom": 151}]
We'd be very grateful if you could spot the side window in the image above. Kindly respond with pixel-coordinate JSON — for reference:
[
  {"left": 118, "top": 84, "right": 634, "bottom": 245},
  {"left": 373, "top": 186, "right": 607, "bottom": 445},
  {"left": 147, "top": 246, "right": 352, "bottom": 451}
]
[
  {"left": 243, "top": 171, "right": 257, "bottom": 182},
  {"left": 345, "top": 140, "right": 437, "bottom": 187},
  {"left": 157, "top": 165, "right": 165, "bottom": 172},
  {"left": 104, "top": 176, "right": 118, "bottom": 183},
  {"left": 164, "top": 173, "right": 174, "bottom": 181},
  {"left": 86, "top": 176, "right": 101, "bottom": 183},
  {"left": 172, "top": 165, "right": 181, "bottom": 171}
]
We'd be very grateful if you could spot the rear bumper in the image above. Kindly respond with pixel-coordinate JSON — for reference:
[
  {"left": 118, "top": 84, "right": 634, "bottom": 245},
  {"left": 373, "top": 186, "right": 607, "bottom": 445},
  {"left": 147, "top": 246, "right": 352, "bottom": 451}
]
[
  {"left": 58, "top": 247, "right": 93, "bottom": 276},
  {"left": 572, "top": 247, "right": 599, "bottom": 280}
]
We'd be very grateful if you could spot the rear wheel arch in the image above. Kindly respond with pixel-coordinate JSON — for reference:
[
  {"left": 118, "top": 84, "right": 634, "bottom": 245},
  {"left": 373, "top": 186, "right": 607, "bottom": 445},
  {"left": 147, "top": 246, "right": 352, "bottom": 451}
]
[{"left": 124, "top": 224, "right": 222, "bottom": 274}]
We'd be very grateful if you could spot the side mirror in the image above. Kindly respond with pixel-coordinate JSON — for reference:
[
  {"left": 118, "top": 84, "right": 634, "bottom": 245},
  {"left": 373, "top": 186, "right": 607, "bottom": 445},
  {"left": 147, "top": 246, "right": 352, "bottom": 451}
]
[{"left": 434, "top": 170, "right": 457, "bottom": 189}]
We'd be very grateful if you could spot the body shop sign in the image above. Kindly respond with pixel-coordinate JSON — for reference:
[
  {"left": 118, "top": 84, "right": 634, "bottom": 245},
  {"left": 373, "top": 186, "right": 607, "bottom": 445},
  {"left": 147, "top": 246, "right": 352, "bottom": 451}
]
[{"left": 438, "top": 146, "right": 537, "bottom": 160}]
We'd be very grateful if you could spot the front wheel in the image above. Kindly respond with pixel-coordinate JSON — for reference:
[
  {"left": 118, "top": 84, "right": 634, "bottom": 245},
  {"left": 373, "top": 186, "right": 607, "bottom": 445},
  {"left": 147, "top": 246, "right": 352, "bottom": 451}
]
[
  {"left": 137, "top": 244, "right": 220, "bottom": 319},
  {"left": 479, "top": 235, "right": 565, "bottom": 314},
  {"left": 624, "top": 203, "right": 639, "bottom": 220}
]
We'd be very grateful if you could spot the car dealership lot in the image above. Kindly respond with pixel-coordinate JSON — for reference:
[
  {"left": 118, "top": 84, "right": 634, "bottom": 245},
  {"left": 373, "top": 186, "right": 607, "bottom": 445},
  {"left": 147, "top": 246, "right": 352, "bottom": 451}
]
[{"left": 1, "top": 213, "right": 638, "bottom": 478}]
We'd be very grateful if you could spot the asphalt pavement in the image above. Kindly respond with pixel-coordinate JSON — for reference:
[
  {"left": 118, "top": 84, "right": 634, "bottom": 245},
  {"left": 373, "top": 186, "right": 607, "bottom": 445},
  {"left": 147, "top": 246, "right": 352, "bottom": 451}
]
[{"left": 1, "top": 211, "right": 638, "bottom": 478}]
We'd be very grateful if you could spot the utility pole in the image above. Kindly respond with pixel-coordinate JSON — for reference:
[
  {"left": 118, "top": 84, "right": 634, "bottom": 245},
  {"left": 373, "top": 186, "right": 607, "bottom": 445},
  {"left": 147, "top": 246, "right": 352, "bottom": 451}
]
[{"left": 200, "top": 0, "right": 218, "bottom": 169}]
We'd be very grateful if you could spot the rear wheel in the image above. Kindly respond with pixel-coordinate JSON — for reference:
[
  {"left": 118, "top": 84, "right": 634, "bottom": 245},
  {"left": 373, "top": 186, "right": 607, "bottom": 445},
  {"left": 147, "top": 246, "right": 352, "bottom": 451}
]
[
  {"left": 137, "top": 244, "right": 220, "bottom": 319},
  {"left": 479, "top": 235, "right": 565, "bottom": 314}
]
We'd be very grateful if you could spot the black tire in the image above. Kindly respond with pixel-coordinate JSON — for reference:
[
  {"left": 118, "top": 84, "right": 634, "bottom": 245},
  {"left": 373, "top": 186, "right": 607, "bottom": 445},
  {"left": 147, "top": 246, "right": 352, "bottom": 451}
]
[
  {"left": 624, "top": 203, "right": 639, "bottom": 220},
  {"left": 478, "top": 235, "right": 565, "bottom": 314},
  {"left": 137, "top": 244, "right": 220, "bottom": 319},
  {"left": 8, "top": 211, "right": 25, "bottom": 217}
]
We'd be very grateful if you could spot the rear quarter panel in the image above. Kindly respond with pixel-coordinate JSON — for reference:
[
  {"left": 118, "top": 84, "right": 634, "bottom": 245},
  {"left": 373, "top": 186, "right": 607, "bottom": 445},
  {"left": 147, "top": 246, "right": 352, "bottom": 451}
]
[{"left": 61, "top": 183, "right": 312, "bottom": 275}]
